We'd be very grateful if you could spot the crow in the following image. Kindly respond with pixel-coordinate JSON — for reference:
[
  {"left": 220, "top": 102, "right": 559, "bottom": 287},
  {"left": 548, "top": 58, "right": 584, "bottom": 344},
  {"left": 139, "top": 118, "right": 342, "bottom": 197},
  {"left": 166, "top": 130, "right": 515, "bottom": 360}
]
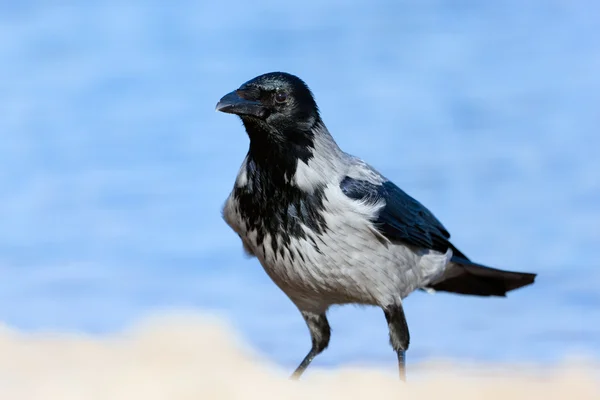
[{"left": 215, "top": 72, "right": 536, "bottom": 381}]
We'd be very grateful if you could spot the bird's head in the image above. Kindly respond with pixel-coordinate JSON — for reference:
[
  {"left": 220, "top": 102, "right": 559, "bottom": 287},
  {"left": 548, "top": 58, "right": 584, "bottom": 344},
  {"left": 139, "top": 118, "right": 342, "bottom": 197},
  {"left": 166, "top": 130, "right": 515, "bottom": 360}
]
[{"left": 216, "top": 72, "right": 322, "bottom": 152}]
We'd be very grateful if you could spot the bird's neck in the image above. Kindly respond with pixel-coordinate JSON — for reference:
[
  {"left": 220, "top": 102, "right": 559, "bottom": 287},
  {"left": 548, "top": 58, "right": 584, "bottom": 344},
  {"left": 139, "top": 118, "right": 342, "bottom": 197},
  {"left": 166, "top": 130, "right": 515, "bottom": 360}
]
[
  {"left": 241, "top": 117, "right": 316, "bottom": 183},
  {"left": 241, "top": 116, "right": 344, "bottom": 193}
]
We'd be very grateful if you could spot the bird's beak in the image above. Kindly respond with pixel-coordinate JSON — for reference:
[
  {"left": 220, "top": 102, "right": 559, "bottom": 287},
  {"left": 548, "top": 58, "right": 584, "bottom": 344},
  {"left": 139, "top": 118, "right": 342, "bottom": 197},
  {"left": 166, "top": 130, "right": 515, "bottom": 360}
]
[{"left": 215, "top": 90, "right": 267, "bottom": 118}]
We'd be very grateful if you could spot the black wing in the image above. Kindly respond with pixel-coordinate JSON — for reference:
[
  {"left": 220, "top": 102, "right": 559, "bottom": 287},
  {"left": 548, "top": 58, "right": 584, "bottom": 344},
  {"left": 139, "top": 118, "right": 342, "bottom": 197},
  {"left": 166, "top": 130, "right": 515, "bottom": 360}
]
[{"left": 340, "top": 176, "right": 458, "bottom": 254}]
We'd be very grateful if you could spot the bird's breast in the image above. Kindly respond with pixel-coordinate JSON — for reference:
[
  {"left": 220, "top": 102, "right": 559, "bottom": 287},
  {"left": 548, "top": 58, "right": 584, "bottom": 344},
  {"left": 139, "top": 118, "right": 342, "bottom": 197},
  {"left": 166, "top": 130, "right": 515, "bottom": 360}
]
[{"left": 223, "top": 178, "right": 451, "bottom": 309}]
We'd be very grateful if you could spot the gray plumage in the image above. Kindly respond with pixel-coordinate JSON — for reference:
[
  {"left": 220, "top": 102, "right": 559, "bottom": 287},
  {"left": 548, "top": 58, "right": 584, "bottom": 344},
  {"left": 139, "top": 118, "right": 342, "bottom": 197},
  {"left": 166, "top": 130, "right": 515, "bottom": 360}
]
[
  {"left": 215, "top": 71, "right": 536, "bottom": 381},
  {"left": 223, "top": 124, "right": 451, "bottom": 312}
]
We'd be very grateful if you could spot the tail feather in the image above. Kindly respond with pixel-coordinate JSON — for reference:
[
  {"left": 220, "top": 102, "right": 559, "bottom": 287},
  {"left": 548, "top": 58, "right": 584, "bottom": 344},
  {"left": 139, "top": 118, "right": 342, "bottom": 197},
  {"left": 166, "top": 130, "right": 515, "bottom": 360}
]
[{"left": 428, "top": 254, "right": 537, "bottom": 297}]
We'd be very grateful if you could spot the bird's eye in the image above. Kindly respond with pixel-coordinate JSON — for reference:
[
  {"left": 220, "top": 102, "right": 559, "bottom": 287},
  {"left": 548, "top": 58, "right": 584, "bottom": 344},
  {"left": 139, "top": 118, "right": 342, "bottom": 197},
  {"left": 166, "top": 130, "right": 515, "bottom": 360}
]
[{"left": 274, "top": 91, "right": 288, "bottom": 103}]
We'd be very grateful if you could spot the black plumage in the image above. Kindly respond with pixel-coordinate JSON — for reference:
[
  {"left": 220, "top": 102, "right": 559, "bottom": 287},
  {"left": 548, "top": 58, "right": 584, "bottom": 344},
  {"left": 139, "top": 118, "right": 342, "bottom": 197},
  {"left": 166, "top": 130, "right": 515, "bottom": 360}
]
[{"left": 340, "top": 177, "right": 451, "bottom": 252}]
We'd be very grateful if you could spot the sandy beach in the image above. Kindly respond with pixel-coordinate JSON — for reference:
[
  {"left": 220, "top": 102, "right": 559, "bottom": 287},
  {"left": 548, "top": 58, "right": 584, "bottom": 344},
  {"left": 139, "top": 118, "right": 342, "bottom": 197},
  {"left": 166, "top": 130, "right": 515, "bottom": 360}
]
[{"left": 0, "top": 312, "right": 597, "bottom": 400}]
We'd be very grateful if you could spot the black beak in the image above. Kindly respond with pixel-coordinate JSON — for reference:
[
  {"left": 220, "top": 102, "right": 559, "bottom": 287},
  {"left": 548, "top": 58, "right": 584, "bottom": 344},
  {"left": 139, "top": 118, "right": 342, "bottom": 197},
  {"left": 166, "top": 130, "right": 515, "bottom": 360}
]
[{"left": 215, "top": 90, "right": 267, "bottom": 118}]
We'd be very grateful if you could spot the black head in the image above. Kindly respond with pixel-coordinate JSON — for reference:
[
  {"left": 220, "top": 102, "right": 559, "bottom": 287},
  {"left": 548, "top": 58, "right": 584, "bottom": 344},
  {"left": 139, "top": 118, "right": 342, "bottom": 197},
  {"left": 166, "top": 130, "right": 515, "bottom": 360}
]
[{"left": 216, "top": 72, "right": 321, "bottom": 147}]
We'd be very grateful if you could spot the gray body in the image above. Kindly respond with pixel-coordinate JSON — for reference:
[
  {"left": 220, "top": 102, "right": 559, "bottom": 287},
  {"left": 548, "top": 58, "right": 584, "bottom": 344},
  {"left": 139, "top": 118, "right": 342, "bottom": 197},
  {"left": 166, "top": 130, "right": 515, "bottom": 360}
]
[{"left": 223, "top": 125, "right": 451, "bottom": 314}]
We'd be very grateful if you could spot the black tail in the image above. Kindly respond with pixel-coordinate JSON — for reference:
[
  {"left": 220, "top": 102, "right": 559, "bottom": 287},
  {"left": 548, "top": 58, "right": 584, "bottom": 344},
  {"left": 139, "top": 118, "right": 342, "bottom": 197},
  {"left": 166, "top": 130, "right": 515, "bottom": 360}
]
[{"left": 428, "top": 246, "right": 537, "bottom": 297}]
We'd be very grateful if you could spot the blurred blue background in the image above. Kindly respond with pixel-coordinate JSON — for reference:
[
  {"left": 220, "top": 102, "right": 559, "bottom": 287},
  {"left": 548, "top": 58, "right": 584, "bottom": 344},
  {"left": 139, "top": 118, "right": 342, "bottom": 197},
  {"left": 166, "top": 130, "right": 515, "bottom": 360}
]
[{"left": 1, "top": 1, "right": 599, "bottom": 371}]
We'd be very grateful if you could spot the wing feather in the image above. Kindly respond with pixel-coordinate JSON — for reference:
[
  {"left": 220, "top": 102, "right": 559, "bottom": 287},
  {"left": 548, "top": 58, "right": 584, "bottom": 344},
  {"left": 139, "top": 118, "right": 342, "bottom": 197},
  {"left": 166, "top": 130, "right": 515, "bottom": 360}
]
[{"left": 340, "top": 176, "right": 452, "bottom": 253}]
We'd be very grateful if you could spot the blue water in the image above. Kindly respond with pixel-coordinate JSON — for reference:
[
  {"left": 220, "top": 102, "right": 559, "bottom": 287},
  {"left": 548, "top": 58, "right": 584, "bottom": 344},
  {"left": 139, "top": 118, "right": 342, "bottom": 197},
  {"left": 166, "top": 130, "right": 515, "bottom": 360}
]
[{"left": 1, "top": 1, "right": 599, "bottom": 371}]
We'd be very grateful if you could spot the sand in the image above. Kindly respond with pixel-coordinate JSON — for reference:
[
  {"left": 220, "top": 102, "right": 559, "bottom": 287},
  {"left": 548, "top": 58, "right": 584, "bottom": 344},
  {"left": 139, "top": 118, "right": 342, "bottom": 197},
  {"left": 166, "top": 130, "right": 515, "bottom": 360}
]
[{"left": 0, "top": 312, "right": 597, "bottom": 400}]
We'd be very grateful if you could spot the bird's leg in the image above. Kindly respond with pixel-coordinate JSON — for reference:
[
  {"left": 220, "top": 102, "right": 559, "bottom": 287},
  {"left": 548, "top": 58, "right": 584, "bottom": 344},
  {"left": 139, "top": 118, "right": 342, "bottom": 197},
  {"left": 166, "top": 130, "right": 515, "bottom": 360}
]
[
  {"left": 290, "top": 311, "right": 331, "bottom": 380},
  {"left": 384, "top": 304, "right": 410, "bottom": 382}
]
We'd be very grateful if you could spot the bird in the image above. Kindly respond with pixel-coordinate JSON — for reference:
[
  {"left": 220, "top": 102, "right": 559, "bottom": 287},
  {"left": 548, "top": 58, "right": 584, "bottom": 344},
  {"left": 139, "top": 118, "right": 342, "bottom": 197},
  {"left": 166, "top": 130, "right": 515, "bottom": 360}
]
[{"left": 215, "top": 71, "right": 537, "bottom": 381}]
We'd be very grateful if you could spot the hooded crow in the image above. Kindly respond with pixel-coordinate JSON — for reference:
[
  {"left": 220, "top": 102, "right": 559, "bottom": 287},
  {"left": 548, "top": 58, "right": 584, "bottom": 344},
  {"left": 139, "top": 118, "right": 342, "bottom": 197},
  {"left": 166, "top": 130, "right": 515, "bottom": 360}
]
[{"left": 215, "top": 72, "right": 536, "bottom": 381}]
